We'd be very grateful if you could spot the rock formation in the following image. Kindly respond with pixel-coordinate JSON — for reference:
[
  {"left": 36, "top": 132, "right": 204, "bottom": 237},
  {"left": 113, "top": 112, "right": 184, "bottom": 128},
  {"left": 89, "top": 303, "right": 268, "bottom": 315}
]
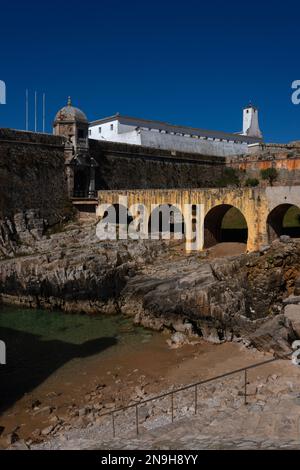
[{"left": 1, "top": 215, "right": 300, "bottom": 353}]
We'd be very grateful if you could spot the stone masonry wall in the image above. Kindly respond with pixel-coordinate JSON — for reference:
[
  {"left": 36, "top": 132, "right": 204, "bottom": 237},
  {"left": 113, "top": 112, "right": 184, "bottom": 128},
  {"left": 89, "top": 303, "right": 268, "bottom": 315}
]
[
  {"left": 0, "top": 129, "right": 70, "bottom": 224},
  {"left": 89, "top": 139, "right": 226, "bottom": 189},
  {"left": 227, "top": 143, "right": 300, "bottom": 186}
]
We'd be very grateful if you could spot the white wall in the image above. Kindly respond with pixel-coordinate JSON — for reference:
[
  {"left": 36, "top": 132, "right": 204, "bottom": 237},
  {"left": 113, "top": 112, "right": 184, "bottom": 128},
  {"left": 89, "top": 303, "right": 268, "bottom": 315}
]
[
  {"left": 89, "top": 120, "right": 118, "bottom": 140},
  {"left": 89, "top": 119, "right": 249, "bottom": 156},
  {"left": 140, "top": 129, "right": 248, "bottom": 156},
  {"left": 118, "top": 122, "right": 137, "bottom": 134},
  {"left": 89, "top": 120, "right": 142, "bottom": 145},
  {"left": 243, "top": 108, "right": 262, "bottom": 138}
]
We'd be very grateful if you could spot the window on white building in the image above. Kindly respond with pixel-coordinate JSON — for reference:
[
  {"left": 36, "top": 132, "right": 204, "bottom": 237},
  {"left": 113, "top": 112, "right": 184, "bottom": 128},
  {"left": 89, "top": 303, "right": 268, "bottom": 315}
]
[
  {"left": 110, "top": 124, "right": 114, "bottom": 131},
  {"left": 98, "top": 126, "right": 101, "bottom": 133},
  {"left": 89, "top": 129, "right": 91, "bottom": 136}
]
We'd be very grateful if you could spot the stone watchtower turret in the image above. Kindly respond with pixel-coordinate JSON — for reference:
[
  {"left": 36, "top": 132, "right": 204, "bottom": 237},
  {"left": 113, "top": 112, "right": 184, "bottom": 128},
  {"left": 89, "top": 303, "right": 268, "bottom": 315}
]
[
  {"left": 242, "top": 103, "right": 263, "bottom": 139},
  {"left": 53, "top": 97, "right": 98, "bottom": 198}
]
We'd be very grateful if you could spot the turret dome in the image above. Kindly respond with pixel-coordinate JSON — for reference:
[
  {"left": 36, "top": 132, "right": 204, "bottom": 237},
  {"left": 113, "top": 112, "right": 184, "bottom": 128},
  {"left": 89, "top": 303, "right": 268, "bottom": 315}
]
[{"left": 54, "top": 97, "right": 88, "bottom": 124}]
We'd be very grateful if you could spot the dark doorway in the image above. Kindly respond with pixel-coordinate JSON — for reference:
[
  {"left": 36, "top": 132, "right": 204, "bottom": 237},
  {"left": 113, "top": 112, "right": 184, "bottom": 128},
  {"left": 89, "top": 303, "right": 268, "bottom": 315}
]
[{"left": 74, "top": 168, "right": 89, "bottom": 197}]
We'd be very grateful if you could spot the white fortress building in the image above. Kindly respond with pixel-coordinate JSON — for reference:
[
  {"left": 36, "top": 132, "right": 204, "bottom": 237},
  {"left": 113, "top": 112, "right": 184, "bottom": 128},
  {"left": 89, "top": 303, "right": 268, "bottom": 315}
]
[{"left": 88, "top": 104, "right": 263, "bottom": 157}]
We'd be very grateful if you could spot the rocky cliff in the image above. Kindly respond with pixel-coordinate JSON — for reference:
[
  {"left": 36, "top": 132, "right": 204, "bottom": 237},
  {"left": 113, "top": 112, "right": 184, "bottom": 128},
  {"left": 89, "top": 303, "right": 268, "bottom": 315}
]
[{"left": 1, "top": 219, "right": 300, "bottom": 353}]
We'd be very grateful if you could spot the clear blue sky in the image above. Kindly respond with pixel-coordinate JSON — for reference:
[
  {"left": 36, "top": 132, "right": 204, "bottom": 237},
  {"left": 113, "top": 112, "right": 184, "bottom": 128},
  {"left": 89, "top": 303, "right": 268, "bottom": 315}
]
[{"left": 0, "top": 0, "right": 299, "bottom": 142}]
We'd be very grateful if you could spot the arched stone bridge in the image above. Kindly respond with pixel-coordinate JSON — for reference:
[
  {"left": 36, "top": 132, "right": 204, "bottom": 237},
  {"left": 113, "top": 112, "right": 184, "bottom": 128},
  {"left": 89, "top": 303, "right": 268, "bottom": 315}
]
[{"left": 97, "top": 186, "right": 300, "bottom": 252}]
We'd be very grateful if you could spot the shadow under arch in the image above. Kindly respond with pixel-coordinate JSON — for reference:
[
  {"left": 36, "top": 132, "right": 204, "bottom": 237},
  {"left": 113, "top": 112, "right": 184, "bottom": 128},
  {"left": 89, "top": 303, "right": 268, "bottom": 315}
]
[
  {"left": 267, "top": 203, "right": 300, "bottom": 242},
  {"left": 204, "top": 204, "right": 248, "bottom": 248},
  {"left": 148, "top": 204, "right": 185, "bottom": 239}
]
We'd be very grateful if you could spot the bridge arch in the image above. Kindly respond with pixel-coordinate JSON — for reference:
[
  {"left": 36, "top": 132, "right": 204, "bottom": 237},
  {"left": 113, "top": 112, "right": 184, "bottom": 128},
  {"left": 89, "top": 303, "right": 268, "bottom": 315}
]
[
  {"left": 148, "top": 204, "right": 185, "bottom": 239},
  {"left": 204, "top": 204, "right": 248, "bottom": 248},
  {"left": 267, "top": 203, "right": 300, "bottom": 242}
]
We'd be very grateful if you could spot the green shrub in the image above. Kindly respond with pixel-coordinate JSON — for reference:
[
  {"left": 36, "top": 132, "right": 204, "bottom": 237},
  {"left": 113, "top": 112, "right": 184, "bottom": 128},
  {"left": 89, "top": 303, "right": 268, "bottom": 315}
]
[
  {"left": 245, "top": 177, "right": 259, "bottom": 187},
  {"left": 260, "top": 168, "right": 278, "bottom": 186},
  {"left": 216, "top": 168, "right": 240, "bottom": 187}
]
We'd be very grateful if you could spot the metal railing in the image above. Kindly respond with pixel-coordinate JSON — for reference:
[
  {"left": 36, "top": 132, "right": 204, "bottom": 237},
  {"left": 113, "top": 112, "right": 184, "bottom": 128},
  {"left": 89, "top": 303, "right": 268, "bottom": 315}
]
[{"left": 97, "top": 352, "right": 293, "bottom": 438}]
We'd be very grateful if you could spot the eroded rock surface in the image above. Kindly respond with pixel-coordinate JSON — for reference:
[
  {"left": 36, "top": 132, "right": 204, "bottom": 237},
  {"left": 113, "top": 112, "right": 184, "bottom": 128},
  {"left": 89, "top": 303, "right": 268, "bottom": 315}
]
[
  {"left": 0, "top": 215, "right": 165, "bottom": 314},
  {"left": 120, "top": 239, "right": 300, "bottom": 352},
  {"left": 1, "top": 214, "right": 300, "bottom": 352}
]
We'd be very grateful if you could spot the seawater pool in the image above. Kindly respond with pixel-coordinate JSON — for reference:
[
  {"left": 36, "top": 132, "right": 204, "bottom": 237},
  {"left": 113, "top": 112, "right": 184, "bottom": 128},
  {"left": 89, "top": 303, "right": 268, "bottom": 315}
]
[{"left": 0, "top": 305, "right": 153, "bottom": 411}]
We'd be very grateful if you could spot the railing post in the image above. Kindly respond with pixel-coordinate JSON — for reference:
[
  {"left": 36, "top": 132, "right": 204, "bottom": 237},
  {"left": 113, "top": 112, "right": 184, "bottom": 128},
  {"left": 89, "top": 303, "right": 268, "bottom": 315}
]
[
  {"left": 136, "top": 405, "right": 139, "bottom": 436},
  {"left": 112, "top": 412, "right": 116, "bottom": 438},
  {"left": 171, "top": 392, "right": 174, "bottom": 423},
  {"left": 194, "top": 384, "right": 198, "bottom": 415},
  {"left": 244, "top": 369, "right": 248, "bottom": 405}
]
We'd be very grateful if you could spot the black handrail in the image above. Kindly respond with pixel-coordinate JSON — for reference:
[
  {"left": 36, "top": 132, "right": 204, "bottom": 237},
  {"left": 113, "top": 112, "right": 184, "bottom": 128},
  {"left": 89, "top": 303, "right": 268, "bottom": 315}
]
[{"left": 97, "top": 351, "right": 293, "bottom": 438}]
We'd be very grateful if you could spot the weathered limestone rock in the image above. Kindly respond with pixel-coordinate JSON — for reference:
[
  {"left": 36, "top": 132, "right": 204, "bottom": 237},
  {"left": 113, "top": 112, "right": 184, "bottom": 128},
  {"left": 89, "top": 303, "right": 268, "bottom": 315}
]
[
  {"left": 0, "top": 222, "right": 166, "bottom": 313},
  {"left": 172, "top": 319, "right": 194, "bottom": 335},
  {"left": 9, "top": 439, "right": 29, "bottom": 450},
  {"left": 294, "top": 277, "right": 300, "bottom": 295},
  {"left": 121, "top": 240, "right": 300, "bottom": 349},
  {"left": 0, "top": 211, "right": 47, "bottom": 259},
  {"left": 283, "top": 295, "right": 300, "bottom": 305},
  {"left": 280, "top": 235, "right": 292, "bottom": 243},
  {"left": 1, "top": 215, "right": 300, "bottom": 353},
  {"left": 284, "top": 304, "right": 300, "bottom": 338},
  {"left": 249, "top": 315, "right": 296, "bottom": 354},
  {"left": 166, "top": 332, "right": 189, "bottom": 349},
  {"left": 200, "top": 324, "right": 222, "bottom": 344}
]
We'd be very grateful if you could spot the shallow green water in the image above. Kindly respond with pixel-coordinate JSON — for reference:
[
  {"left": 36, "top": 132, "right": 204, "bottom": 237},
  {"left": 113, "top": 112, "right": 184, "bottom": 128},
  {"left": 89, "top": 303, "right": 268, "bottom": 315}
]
[
  {"left": 0, "top": 305, "right": 153, "bottom": 411},
  {"left": 0, "top": 305, "right": 149, "bottom": 346}
]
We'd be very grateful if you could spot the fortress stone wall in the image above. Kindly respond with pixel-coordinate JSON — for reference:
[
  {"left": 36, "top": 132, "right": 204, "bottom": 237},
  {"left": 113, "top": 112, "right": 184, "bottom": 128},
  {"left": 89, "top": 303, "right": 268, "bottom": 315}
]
[
  {"left": 2, "top": 127, "right": 300, "bottom": 238},
  {"left": 0, "top": 129, "right": 70, "bottom": 224},
  {"left": 227, "top": 143, "right": 300, "bottom": 186},
  {"left": 0, "top": 129, "right": 230, "bottom": 231},
  {"left": 89, "top": 139, "right": 226, "bottom": 190}
]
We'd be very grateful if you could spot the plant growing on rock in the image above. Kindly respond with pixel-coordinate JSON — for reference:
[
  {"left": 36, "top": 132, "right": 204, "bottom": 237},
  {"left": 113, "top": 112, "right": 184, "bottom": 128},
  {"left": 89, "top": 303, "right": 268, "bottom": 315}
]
[
  {"left": 245, "top": 177, "right": 259, "bottom": 187},
  {"left": 216, "top": 168, "right": 240, "bottom": 187},
  {"left": 260, "top": 168, "right": 278, "bottom": 186}
]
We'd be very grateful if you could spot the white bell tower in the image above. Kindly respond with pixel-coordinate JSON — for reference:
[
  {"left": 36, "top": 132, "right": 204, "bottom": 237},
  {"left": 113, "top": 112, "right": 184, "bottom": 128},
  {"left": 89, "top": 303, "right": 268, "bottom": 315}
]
[{"left": 242, "top": 103, "right": 262, "bottom": 139}]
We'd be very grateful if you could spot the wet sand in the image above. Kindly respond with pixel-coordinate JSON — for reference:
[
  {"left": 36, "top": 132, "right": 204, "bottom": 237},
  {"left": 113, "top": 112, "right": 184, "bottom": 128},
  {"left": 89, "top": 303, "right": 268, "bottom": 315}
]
[
  {"left": 0, "top": 330, "right": 269, "bottom": 447},
  {"left": 207, "top": 242, "right": 247, "bottom": 259}
]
